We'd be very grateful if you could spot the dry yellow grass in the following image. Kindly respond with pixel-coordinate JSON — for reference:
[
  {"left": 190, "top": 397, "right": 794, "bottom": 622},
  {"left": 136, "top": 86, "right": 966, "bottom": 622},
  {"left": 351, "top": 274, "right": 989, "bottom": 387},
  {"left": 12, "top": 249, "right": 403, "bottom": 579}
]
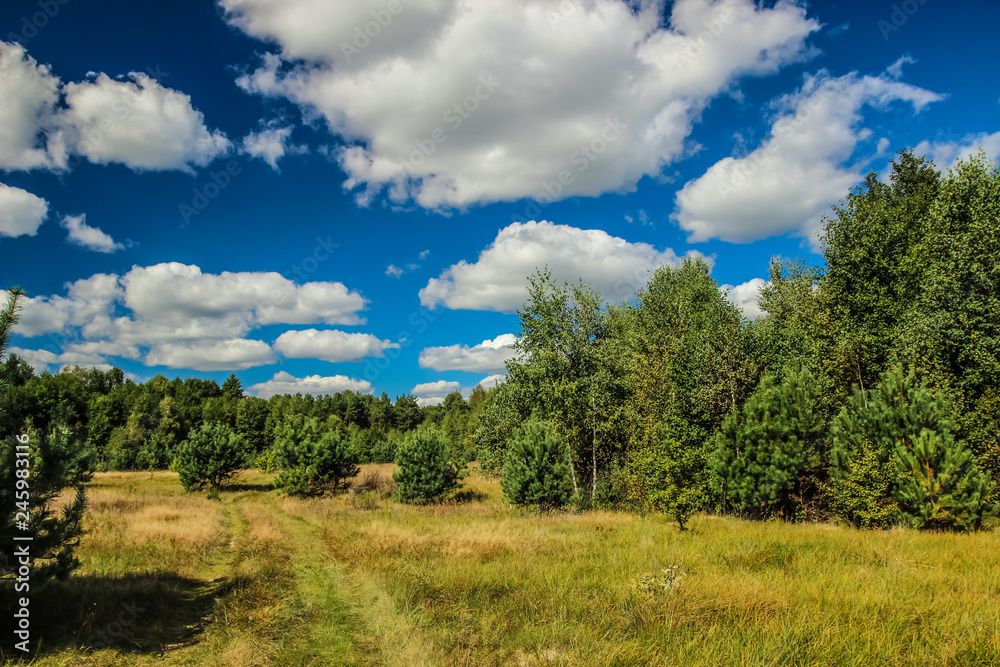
[{"left": 9, "top": 466, "right": 1000, "bottom": 667}]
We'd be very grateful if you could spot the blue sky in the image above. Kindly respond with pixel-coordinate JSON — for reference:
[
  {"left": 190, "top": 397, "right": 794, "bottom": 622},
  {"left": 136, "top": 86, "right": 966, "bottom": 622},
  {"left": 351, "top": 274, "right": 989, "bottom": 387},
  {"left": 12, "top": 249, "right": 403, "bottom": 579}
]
[{"left": 1, "top": 0, "right": 998, "bottom": 405}]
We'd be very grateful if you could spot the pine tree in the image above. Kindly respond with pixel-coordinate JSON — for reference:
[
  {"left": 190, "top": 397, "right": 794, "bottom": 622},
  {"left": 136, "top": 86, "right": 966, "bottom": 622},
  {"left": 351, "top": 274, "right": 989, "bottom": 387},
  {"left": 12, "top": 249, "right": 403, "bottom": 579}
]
[
  {"left": 176, "top": 421, "right": 246, "bottom": 492},
  {"left": 829, "top": 367, "right": 996, "bottom": 530},
  {"left": 893, "top": 429, "right": 997, "bottom": 531},
  {"left": 710, "top": 365, "right": 825, "bottom": 520},
  {"left": 393, "top": 427, "right": 461, "bottom": 504},
  {"left": 273, "top": 416, "right": 358, "bottom": 496},
  {"left": 1, "top": 288, "right": 89, "bottom": 584},
  {"left": 501, "top": 418, "right": 572, "bottom": 510}
]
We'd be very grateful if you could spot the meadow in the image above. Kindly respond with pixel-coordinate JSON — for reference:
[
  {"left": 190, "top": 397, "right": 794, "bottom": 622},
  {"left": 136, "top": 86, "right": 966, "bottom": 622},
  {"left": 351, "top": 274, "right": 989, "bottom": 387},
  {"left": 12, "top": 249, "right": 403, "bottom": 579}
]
[{"left": 5, "top": 465, "right": 999, "bottom": 666}]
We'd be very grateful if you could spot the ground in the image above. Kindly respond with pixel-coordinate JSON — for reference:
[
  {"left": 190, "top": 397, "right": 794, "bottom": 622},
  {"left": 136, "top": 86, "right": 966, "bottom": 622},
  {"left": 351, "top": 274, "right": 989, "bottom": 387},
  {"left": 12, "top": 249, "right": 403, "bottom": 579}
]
[{"left": 3, "top": 465, "right": 999, "bottom": 666}]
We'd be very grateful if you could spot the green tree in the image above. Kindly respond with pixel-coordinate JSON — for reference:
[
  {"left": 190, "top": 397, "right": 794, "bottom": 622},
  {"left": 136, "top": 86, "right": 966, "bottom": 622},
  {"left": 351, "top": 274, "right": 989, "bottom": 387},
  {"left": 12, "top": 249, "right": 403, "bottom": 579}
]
[
  {"left": 628, "top": 418, "right": 706, "bottom": 530},
  {"left": 273, "top": 416, "right": 359, "bottom": 496},
  {"left": 501, "top": 418, "right": 572, "bottom": 510},
  {"left": 710, "top": 365, "right": 826, "bottom": 521},
  {"left": 1, "top": 288, "right": 88, "bottom": 584},
  {"left": 821, "top": 151, "right": 940, "bottom": 399},
  {"left": 176, "top": 422, "right": 246, "bottom": 492},
  {"left": 393, "top": 427, "right": 462, "bottom": 504},
  {"left": 236, "top": 395, "right": 270, "bottom": 456},
  {"left": 893, "top": 429, "right": 996, "bottom": 531}
]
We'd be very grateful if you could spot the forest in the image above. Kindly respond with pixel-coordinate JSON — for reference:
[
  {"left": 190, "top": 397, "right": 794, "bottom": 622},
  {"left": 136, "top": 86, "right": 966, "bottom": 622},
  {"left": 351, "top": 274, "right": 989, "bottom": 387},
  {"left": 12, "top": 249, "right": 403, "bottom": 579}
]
[{"left": 2, "top": 151, "right": 999, "bottom": 592}]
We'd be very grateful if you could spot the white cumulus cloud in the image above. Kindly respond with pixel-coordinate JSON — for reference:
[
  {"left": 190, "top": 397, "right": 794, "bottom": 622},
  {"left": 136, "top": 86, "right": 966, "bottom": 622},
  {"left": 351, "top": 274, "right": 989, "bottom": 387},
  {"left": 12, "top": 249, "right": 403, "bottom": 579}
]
[
  {"left": 241, "top": 123, "right": 306, "bottom": 170},
  {"left": 59, "top": 213, "right": 125, "bottom": 253},
  {"left": 721, "top": 278, "right": 767, "bottom": 320},
  {"left": 411, "top": 379, "right": 463, "bottom": 407},
  {"left": 673, "top": 69, "right": 943, "bottom": 246},
  {"left": 419, "top": 333, "right": 518, "bottom": 373},
  {"left": 0, "top": 182, "right": 48, "bottom": 237},
  {"left": 912, "top": 130, "right": 1000, "bottom": 170},
  {"left": 145, "top": 338, "right": 277, "bottom": 371},
  {"left": 0, "top": 41, "right": 64, "bottom": 170},
  {"left": 60, "top": 73, "right": 231, "bottom": 172},
  {"left": 419, "top": 220, "right": 688, "bottom": 312},
  {"left": 273, "top": 328, "right": 398, "bottom": 362},
  {"left": 226, "top": 0, "right": 820, "bottom": 208},
  {"left": 249, "top": 370, "right": 371, "bottom": 399}
]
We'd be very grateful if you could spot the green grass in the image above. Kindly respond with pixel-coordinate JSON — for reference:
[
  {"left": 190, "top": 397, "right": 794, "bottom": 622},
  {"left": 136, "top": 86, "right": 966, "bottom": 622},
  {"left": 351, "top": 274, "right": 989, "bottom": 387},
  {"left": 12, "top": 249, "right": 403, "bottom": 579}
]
[{"left": 4, "top": 466, "right": 999, "bottom": 666}]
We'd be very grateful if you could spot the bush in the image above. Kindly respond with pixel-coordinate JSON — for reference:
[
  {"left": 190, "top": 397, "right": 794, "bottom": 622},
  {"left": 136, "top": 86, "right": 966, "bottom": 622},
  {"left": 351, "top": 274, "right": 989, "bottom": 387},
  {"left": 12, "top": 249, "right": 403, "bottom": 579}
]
[
  {"left": 1, "top": 423, "right": 89, "bottom": 584},
  {"left": 273, "top": 416, "right": 359, "bottom": 496},
  {"left": 501, "top": 418, "right": 572, "bottom": 510},
  {"left": 831, "top": 368, "right": 996, "bottom": 531},
  {"left": 176, "top": 421, "right": 246, "bottom": 492},
  {"left": 893, "top": 429, "right": 996, "bottom": 531},
  {"left": 393, "top": 427, "right": 462, "bottom": 504},
  {"left": 628, "top": 418, "right": 708, "bottom": 529},
  {"left": 710, "top": 365, "right": 826, "bottom": 521}
]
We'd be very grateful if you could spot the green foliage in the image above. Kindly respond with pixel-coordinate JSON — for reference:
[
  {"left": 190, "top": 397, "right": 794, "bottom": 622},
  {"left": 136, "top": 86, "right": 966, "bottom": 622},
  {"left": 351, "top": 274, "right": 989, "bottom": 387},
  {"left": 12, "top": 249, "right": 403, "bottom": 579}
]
[
  {"left": 393, "top": 427, "right": 462, "bottom": 504},
  {"left": 628, "top": 419, "right": 707, "bottom": 530},
  {"left": 823, "top": 442, "right": 899, "bottom": 529},
  {"left": 273, "top": 415, "right": 359, "bottom": 496},
  {"left": 892, "top": 430, "right": 997, "bottom": 531},
  {"left": 176, "top": 421, "right": 246, "bottom": 492},
  {"left": 501, "top": 418, "right": 572, "bottom": 510},
  {"left": 1, "top": 288, "right": 89, "bottom": 584},
  {"left": 830, "top": 367, "right": 995, "bottom": 531},
  {"left": 710, "top": 366, "right": 826, "bottom": 521}
]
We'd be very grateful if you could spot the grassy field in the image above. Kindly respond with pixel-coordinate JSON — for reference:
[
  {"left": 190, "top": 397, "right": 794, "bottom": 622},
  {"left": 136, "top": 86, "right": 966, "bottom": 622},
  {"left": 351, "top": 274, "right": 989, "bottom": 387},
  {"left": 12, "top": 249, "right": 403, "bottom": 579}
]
[{"left": 4, "top": 465, "right": 999, "bottom": 666}]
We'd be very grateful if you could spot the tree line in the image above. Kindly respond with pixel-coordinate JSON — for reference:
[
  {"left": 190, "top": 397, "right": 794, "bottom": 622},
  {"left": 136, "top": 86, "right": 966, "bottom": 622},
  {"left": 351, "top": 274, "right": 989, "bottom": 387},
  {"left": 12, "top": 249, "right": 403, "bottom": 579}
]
[{"left": 2, "top": 150, "right": 998, "bottom": 586}]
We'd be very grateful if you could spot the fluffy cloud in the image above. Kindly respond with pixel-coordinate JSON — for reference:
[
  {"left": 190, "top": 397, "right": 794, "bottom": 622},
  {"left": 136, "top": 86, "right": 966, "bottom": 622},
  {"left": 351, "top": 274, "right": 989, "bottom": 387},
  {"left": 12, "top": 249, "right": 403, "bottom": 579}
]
[
  {"left": 145, "top": 339, "right": 277, "bottom": 371},
  {"left": 419, "top": 333, "right": 517, "bottom": 373},
  {"left": 674, "top": 69, "right": 943, "bottom": 245},
  {"left": 0, "top": 42, "right": 64, "bottom": 170},
  {"left": 477, "top": 374, "right": 505, "bottom": 390},
  {"left": 721, "top": 278, "right": 767, "bottom": 320},
  {"left": 912, "top": 130, "right": 1000, "bottom": 170},
  {"left": 248, "top": 370, "right": 371, "bottom": 399},
  {"left": 0, "top": 182, "right": 48, "bottom": 237},
  {"left": 59, "top": 214, "right": 125, "bottom": 253},
  {"left": 419, "top": 220, "right": 687, "bottom": 312},
  {"left": 60, "top": 73, "right": 231, "bottom": 172},
  {"left": 120, "top": 263, "right": 366, "bottom": 327},
  {"left": 0, "top": 40, "right": 229, "bottom": 174},
  {"left": 8, "top": 346, "right": 112, "bottom": 375},
  {"left": 273, "top": 328, "right": 398, "bottom": 362},
  {"left": 241, "top": 123, "right": 306, "bottom": 170},
  {"left": 226, "top": 0, "right": 819, "bottom": 208},
  {"left": 3, "top": 264, "right": 369, "bottom": 373},
  {"left": 411, "top": 379, "right": 463, "bottom": 407}
]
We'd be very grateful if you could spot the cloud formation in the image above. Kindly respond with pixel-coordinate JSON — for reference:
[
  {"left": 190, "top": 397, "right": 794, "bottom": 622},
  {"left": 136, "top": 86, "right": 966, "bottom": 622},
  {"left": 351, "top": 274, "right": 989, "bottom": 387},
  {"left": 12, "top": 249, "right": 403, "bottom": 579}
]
[
  {"left": 249, "top": 370, "right": 371, "bottom": 399},
  {"left": 0, "top": 182, "right": 48, "bottom": 237},
  {"left": 226, "top": 0, "right": 820, "bottom": 208},
  {"left": 59, "top": 214, "right": 125, "bottom": 253},
  {"left": 674, "top": 69, "right": 942, "bottom": 245},
  {"left": 721, "top": 278, "right": 767, "bottom": 320},
  {"left": 419, "top": 220, "right": 687, "bottom": 312},
  {"left": 273, "top": 328, "right": 398, "bottom": 362},
  {"left": 419, "top": 333, "right": 517, "bottom": 373}
]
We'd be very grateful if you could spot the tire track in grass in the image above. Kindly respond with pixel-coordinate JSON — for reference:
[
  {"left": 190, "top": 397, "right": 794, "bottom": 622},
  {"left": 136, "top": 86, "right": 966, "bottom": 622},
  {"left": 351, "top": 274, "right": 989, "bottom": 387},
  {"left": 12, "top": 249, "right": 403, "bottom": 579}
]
[{"left": 262, "top": 498, "right": 445, "bottom": 667}]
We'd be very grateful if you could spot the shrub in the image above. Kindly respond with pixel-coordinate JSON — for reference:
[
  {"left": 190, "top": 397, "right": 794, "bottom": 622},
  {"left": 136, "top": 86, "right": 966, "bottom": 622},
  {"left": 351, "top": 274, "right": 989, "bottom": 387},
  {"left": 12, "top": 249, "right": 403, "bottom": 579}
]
[
  {"left": 710, "top": 365, "right": 826, "bottom": 521},
  {"left": 501, "top": 418, "right": 572, "bottom": 510},
  {"left": 176, "top": 421, "right": 246, "bottom": 492},
  {"left": 273, "top": 416, "right": 359, "bottom": 496},
  {"left": 893, "top": 429, "right": 996, "bottom": 531},
  {"left": 831, "top": 368, "right": 996, "bottom": 531},
  {"left": 393, "top": 427, "right": 462, "bottom": 504},
  {"left": 628, "top": 418, "right": 707, "bottom": 529},
  {"left": 1, "top": 423, "right": 88, "bottom": 584}
]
